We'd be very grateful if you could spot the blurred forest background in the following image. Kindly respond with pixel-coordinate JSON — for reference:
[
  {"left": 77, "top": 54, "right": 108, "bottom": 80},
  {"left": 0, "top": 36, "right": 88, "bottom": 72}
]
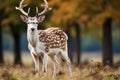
[{"left": 0, "top": 0, "right": 120, "bottom": 67}]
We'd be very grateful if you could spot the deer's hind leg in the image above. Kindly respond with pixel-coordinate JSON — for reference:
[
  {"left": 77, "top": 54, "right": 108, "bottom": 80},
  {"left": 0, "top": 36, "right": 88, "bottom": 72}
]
[
  {"left": 49, "top": 54, "right": 59, "bottom": 78},
  {"left": 60, "top": 51, "right": 72, "bottom": 77}
]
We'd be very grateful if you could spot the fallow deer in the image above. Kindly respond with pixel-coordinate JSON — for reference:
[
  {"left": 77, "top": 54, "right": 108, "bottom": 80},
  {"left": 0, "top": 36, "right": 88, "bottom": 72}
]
[{"left": 15, "top": 0, "right": 72, "bottom": 78}]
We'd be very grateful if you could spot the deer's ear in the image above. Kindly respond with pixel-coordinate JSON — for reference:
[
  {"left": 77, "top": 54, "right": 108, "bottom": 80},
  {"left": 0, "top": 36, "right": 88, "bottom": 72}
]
[
  {"left": 20, "top": 15, "right": 28, "bottom": 23},
  {"left": 37, "top": 15, "right": 45, "bottom": 22}
]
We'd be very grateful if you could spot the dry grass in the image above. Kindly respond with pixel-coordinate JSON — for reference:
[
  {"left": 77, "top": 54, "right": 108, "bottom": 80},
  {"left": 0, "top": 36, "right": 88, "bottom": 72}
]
[
  {"left": 0, "top": 62, "right": 80, "bottom": 80},
  {"left": 0, "top": 60, "right": 120, "bottom": 80}
]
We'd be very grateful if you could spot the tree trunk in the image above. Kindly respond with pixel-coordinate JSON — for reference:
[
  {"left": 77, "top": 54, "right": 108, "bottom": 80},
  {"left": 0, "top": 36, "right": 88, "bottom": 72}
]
[
  {"left": 13, "top": 34, "right": 22, "bottom": 65},
  {"left": 0, "top": 25, "right": 4, "bottom": 64},
  {"left": 73, "top": 22, "right": 81, "bottom": 65},
  {"left": 10, "top": 24, "right": 22, "bottom": 65},
  {"left": 66, "top": 23, "right": 73, "bottom": 62},
  {"left": 0, "top": 9, "right": 7, "bottom": 64},
  {"left": 102, "top": 17, "right": 113, "bottom": 66}
]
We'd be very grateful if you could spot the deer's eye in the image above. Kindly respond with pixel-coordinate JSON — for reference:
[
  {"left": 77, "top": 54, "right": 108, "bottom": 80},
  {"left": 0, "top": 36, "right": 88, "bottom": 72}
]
[{"left": 36, "top": 22, "right": 39, "bottom": 24}]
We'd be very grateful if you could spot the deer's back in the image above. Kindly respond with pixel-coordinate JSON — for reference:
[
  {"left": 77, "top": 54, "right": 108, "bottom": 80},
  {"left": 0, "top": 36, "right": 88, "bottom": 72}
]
[{"left": 38, "top": 28, "right": 68, "bottom": 52}]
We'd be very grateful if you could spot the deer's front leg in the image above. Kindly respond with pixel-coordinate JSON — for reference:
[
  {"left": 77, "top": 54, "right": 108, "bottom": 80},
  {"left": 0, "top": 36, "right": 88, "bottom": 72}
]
[
  {"left": 31, "top": 52, "right": 40, "bottom": 76},
  {"left": 42, "top": 53, "right": 48, "bottom": 77}
]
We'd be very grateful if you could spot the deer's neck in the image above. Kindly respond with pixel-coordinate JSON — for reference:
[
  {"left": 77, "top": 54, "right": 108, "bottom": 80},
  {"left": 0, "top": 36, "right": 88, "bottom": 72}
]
[{"left": 27, "top": 29, "right": 38, "bottom": 47}]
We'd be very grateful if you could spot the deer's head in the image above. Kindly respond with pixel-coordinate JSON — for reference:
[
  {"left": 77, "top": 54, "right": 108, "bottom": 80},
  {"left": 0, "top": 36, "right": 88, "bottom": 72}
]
[{"left": 16, "top": 0, "right": 51, "bottom": 32}]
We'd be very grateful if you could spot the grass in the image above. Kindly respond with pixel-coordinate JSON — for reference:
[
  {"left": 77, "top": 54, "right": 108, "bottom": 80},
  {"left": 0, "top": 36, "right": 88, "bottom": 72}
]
[
  {"left": 0, "top": 62, "right": 80, "bottom": 80},
  {"left": 0, "top": 60, "right": 120, "bottom": 80},
  {"left": 2, "top": 52, "right": 120, "bottom": 80}
]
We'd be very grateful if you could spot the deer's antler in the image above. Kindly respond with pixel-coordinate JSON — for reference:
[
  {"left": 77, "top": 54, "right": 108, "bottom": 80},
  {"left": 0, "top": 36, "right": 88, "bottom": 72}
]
[
  {"left": 15, "top": 0, "right": 30, "bottom": 16},
  {"left": 36, "top": 0, "right": 52, "bottom": 16}
]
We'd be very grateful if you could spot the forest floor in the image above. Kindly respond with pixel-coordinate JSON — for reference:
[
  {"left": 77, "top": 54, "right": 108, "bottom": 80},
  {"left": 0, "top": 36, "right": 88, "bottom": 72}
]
[
  {"left": 1, "top": 52, "right": 120, "bottom": 80},
  {"left": 0, "top": 60, "right": 120, "bottom": 80}
]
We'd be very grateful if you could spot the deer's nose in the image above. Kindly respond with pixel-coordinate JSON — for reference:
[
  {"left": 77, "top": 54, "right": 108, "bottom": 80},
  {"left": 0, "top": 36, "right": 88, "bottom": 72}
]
[{"left": 31, "top": 28, "right": 35, "bottom": 31}]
